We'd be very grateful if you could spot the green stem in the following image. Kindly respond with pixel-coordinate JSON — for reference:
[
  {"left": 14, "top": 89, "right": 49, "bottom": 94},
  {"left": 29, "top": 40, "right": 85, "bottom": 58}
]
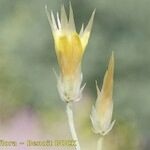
[
  {"left": 66, "top": 103, "right": 81, "bottom": 150},
  {"left": 97, "top": 137, "right": 103, "bottom": 150}
]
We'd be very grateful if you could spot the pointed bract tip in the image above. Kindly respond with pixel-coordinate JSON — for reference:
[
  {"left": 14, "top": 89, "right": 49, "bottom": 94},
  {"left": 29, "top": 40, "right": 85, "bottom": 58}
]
[
  {"left": 93, "top": 9, "right": 96, "bottom": 16},
  {"left": 85, "top": 9, "right": 96, "bottom": 32},
  {"left": 68, "top": 1, "right": 76, "bottom": 31},
  {"left": 57, "top": 12, "right": 61, "bottom": 29},
  {"left": 79, "top": 24, "right": 84, "bottom": 35},
  {"left": 95, "top": 80, "right": 99, "bottom": 91},
  {"left": 45, "top": 4, "right": 49, "bottom": 17},
  {"left": 108, "top": 51, "right": 115, "bottom": 72},
  {"left": 61, "top": 4, "right": 67, "bottom": 19},
  {"left": 91, "top": 9, "right": 96, "bottom": 21},
  {"left": 61, "top": 4, "right": 68, "bottom": 29},
  {"left": 111, "top": 51, "right": 114, "bottom": 62}
]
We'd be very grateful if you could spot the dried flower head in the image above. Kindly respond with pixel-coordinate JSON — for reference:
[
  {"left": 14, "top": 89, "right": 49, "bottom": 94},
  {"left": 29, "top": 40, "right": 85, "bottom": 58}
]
[
  {"left": 91, "top": 52, "right": 115, "bottom": 136},
  {"left": 45, "top": 3, "right": 95, "bottom": 102}
]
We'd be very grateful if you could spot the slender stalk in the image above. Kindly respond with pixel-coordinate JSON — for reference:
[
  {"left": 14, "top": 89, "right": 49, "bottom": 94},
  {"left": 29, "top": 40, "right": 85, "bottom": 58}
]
[
  {"left": 66, "top": 103, "right": 81, "bottom": 150},
  {"left": 97, "top": 137, "right": 103, "bottom": 150}
]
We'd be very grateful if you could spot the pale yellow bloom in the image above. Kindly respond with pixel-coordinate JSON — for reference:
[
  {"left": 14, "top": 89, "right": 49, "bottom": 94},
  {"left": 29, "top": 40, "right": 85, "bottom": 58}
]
[
  {"left": 45, "top": 3, "right": 95, "bottom": 102},
  {"left": 91, "top": 52, "right": 115, "bottom": 135}
]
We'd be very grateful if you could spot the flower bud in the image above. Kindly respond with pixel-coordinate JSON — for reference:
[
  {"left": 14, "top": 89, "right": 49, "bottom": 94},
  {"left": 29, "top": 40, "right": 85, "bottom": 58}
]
[{"left": 91, "top": 52, "right": 115, "bottom": 135}]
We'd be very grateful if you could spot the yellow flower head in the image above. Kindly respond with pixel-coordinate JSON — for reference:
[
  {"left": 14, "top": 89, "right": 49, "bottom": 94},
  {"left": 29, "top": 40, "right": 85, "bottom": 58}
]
[
  {"left": 91, "top": 52, "right": 115, "bottom": 135},
  {"left": 45, "top": 3, "right": 95, "bottom": 102},
  {"left": 45, "top": 3, "right": 95, "bottom": 77}
]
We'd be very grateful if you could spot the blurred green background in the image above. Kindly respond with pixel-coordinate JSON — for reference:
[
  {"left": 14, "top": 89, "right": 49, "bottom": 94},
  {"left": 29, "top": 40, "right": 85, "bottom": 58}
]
[{"left": 0, "top": 0, "right": 150, "bottom": 149}]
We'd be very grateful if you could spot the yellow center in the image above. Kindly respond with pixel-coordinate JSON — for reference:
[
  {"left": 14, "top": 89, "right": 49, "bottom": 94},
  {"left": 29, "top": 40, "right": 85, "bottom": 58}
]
[{"left": 55, "top": 33, "right": 83, "bottom": 76}]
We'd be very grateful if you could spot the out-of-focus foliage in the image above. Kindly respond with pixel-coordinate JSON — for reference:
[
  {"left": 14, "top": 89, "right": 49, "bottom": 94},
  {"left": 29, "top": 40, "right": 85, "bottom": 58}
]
[{"left": 0, "top": 0, "right": 150, "bottom": 149}]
